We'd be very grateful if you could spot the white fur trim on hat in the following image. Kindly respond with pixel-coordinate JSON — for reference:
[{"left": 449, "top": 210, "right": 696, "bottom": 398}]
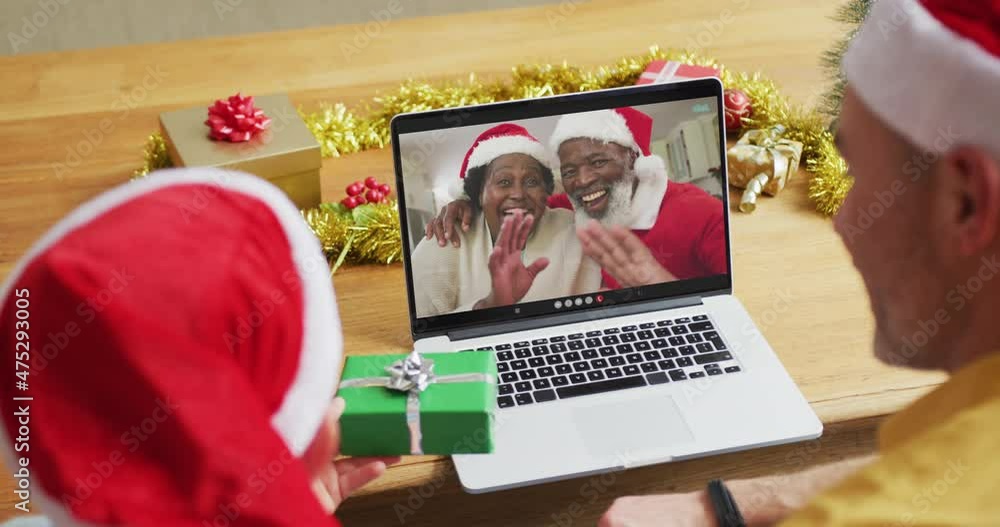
[
  {"left": 628, "top": 154, "right": 669, "bottom": 229},
  {"left": 465, "top": 135, "right": 552, "bottom": 176},
  {"left": 548, "top": 110, "right": 641, "bottom": 157},
  {"left": 634, "top": 152, "right": 666, "bottom": 182},
  {"left": 843, "top": 0, "right": 1000, "bottom": 156},
  {"left": 448, "top": 178, "right": 468, "bottom": 201}
]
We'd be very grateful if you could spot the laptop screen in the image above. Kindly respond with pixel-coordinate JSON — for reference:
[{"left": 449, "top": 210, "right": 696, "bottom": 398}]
[{"left": 392, "top": 80, "right": 732, "bottom": 337}]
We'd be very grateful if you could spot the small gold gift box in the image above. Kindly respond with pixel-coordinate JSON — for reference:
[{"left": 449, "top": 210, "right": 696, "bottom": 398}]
[
  {"left": 159, "top": 94, "right": 321, "bottom": 209},
  {"left": 726, "top": 125, "right": 803, "bottom": 213}
]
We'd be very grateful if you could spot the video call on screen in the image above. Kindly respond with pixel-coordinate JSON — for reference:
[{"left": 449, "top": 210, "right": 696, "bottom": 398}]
[{"left": 400, "top": 98, "right": 727, "bottom": 319}]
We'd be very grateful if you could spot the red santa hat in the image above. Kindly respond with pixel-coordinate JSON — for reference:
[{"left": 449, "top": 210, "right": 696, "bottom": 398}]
[
  {"left": 451, "top": 123, "right": 554, "bottom": 198},
  {"left": 0, "top": 169, "right": 343, "bottom": 526},
  {"left": 844, "top": 0, "right": 1000, "bottom": 155},
  {"left": 547, "top": 107, "right": 669, "bottom": 186}
]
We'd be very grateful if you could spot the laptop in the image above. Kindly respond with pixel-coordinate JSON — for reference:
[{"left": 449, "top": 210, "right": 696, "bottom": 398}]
[{"left": 389, "top": 78, "right": 822, "bottom": 493}]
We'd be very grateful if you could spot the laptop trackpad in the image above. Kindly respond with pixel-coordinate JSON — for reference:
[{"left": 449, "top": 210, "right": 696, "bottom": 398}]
[{"left": 573, "top": 394, "right": 694, "bottom": 459}]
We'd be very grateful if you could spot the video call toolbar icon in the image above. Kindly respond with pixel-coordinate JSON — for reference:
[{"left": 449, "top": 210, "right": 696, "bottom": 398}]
[{"left": 554, "top": 295, "right": 601, "bottom": 310}]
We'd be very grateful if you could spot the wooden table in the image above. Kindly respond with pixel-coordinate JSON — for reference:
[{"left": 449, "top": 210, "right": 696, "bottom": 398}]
[{"left": 0, "top": 1, "right": 946, "bottom": 524}]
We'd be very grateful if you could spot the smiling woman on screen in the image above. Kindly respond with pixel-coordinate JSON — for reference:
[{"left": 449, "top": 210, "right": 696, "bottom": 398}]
[{"left": 411, "top": 124, "right": 600, "bottom": 317}]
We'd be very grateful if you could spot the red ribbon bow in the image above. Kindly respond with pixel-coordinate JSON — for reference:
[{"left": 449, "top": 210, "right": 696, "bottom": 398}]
[{"left": 205, "top": 93, "right": 272, "bottom": 142}]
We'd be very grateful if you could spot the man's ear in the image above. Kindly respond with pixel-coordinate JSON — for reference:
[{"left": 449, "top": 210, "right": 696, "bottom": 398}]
[
  {"left": 939, "top": 146, "right": 1000, "bottom": 256},
  {"left": 623, "top": 146, "right": 639, "bottom": 169}
]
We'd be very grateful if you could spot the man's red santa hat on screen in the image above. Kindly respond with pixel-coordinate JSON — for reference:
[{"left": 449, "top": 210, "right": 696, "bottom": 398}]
[
  {"left": 548, "top": 107, "right": 670, "bottom": 229},
  {"left": 0, "top": 169, "right": 344, "bottom": 526},
  {"left": 844, "top": 0, "right": 1000, "bottom": 156},
  {"left": 451, "top": 123, "right": 555, "bottom": 199}
]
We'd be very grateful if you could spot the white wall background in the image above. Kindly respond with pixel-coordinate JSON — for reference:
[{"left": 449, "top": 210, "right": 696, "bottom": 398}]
[{"left": 1, "top": 0, "right": 558, "bottom": 56}]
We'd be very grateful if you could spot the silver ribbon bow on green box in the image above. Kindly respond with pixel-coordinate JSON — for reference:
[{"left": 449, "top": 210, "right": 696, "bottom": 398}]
[{"left": 338, "top": 351, "right": 493, "bottom": 455}]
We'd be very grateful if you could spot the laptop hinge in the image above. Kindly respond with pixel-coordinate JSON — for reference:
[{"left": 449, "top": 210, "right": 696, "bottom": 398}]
[{"left": 447, "top": 294, "right": 705, "bottom": 342}]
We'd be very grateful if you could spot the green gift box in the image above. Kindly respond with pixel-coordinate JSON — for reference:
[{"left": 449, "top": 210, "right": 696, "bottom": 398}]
[{"left": 337, "top": 351, "right": 497, "bottom": 456}]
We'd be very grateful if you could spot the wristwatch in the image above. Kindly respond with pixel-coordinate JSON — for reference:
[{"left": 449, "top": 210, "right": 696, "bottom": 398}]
[{"left": 707, "top": 479, "right": 746, "bottom": 527}]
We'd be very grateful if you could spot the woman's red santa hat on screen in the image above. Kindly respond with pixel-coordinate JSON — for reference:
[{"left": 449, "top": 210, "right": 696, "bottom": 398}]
[
  {"left": 0, "top": 169, "right": 344, "bottom": 526},
  {"left": 844, "top": 0, "right": 1000, "bottom": 156},
  {"left": 450, "top": 123, "right": 555, "bottom": 199}
]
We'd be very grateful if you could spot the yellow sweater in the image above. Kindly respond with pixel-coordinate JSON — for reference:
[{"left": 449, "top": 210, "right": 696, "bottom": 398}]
[{"left": 782, "top": 353, "right": 1000, "bottom": 526}]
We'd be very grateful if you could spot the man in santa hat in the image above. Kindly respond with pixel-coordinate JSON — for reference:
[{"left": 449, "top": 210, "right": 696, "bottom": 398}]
[
  {"left": 424, "top": 106, "right": 727, "bottom": 291},
  {"left": 0, "top": 169, "right": 397, "bottom": 526},
  {"left": 548, "top": 107, "right": 727, "bottom": 289},
  {"left": 601, "top": 0, "right": 1000, "bottom": 525}
]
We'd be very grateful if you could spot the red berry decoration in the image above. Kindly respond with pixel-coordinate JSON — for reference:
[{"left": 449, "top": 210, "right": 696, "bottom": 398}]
[
  {"left": 723, "top": 88, "right": 752, "bottom": 134},
  {"left": 205, "top": 93, "right": 272, "bottom": 142},
  {"left": 339, "top": 177, "right": 393, "bottom": 205}
]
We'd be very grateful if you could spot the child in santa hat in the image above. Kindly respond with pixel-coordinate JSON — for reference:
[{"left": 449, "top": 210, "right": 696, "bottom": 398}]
[{"left": 0, "top": 168, "right": 398, "bottom": 526}]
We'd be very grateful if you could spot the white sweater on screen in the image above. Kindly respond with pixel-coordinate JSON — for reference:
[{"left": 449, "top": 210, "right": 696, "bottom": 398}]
[{"left": 411, "top": 208, "right": 600, "bottom": 318}]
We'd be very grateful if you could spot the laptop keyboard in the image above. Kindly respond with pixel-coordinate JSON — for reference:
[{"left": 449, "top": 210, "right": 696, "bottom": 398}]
[{"left": 460, "top": 314, "right": 741, "bottom": 408}]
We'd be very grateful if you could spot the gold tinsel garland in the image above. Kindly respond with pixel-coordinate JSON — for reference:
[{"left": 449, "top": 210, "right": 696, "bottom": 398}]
[
  {"left": 132, "top": 46, "right": 852, "bottom": 269},
  {"left": 304, "top": 202, "right": 402, "bottom": 273},
  {"left": 134, "top": 133, "right": 171, "bottom": 178}
]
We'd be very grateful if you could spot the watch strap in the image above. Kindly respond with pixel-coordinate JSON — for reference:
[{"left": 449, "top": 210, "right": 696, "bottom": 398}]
[{"left": 707, "top": 479, "right": 746, "bottom": 527}]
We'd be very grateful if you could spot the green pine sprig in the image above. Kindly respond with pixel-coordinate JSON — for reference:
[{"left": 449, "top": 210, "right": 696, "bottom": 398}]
[{"left": 819, "top": 0, "right": 875, "bottom": 124}]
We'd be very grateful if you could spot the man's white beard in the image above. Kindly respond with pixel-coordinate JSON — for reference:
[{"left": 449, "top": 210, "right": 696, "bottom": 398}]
[{"left": 570, "top": 170, "right": 637, "bottom": 227}]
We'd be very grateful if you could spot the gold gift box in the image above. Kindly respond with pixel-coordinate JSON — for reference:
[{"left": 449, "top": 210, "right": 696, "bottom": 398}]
[
  {"left": 726, "top": 126, "right": 803, "bottom": 213},
  {"left": 159, "top": 94, "right": 321, "bottom": 209}
]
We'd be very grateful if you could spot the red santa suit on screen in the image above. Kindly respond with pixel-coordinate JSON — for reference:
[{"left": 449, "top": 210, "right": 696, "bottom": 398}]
[{"left": 546, "top": 106, "right": 728, "bottom": 290}]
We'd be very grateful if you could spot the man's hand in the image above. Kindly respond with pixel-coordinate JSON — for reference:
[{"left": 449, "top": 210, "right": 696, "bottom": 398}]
[
  {"left": 598, "top": 456, "right": 879, "bottom": 527},
  {"left": 600, "top": 491, "right": 716, "bottom": 527},
  {"left": 311, "top": 397, "right": 401, "bottom": 514},
  {"left": 577, "top": 220, "right": 677, "bottom": 287},
  {"left": 476, "top": 211, "right": 549, "bottom": 309},
  {"left": 424, "top": 199, "right": 474, "bottom": 248}
]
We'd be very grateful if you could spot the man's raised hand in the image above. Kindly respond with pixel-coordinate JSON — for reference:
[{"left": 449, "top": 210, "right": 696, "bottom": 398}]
[
  {"left": 577, "top": 220, "right": 676, "bottom": 287},
  {"left": 424, "top": 199, "right": 474, "bottom": 248}
]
